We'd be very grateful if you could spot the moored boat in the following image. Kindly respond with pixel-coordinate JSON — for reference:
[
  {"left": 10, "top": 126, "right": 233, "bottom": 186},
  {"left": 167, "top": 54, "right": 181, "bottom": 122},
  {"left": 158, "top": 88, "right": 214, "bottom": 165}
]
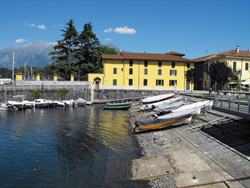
[
  {"left": 76, "top": 98, "right": 86, "bottom": 106},
  {"left": 140, "top": 96, "right": 182, "bottom": 110},
  {"left": 34, "top": 99, "right": 49, "bottom": 108},
  {"left": 103, "top": 104, "right": 131, "bottom": 110},
  {"left": 107, "top": 101, "right": 132, "bottom": 106},
  {"left": 135, "top": 113, "right": 193, "bottom": 131},
  {"left": 54, "top": 101, "right": 66, "bottom": 107},
  {"left": 153, "top": 100, "right": 184, "bottom": 113},
  {"left": 141, "top": 93, "right": 175, "bottom": 104},
  {"left": 62, "top": 100, "right": 75, "bottom": 107},
  {"left": 22, "top": 100, "right": 34, "bottom": 108}
]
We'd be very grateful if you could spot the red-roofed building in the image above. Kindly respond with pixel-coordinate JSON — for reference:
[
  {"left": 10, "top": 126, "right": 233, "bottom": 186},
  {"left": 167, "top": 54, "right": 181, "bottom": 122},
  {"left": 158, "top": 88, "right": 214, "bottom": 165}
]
[
  {"left": 88, "top": 51, "right": 194, "bottom": 90},
  {"left": 193, "top": 46, "right": 250, "bottom": 90}
]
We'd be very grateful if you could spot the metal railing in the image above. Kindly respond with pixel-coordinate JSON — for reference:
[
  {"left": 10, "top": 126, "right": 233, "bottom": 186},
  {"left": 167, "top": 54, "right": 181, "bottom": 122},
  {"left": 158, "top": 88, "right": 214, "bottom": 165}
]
[
  {"left": 214, "top": 93, "right": 250, "bottom": 115},
  {"left": 1, "top": 84, "right": 90, "bottom": 91}
]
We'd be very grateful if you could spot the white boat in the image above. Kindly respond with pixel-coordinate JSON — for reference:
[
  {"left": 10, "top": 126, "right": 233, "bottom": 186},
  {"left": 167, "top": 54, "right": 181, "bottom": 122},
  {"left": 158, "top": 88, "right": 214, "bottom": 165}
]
[
  {"left": 22, "top": 100, "right": 34, "bottom": 108},
  {"left": 153, "top": 100, "right": 184, "bottom": 113},
  {"left": 76, "top": 98, "right": 86, "bottom": 106},
  {"left": 157, "top": 108, "right": 201, "bottom": 120},
  {"left": 157, "top": 100, "right": 212, "bottom": 120},
  {"left": 54, "top": 101, "right": 66, "bottom": 107},
  {"left": 34, "top": 99, "right": 49, "bottom": 108},
  {"left": 62, "top": 100, "right": 75, "bottom": 107},
  {"left": 171, "top": 100, "right": 213, "bottom": 113},
  {"left": 7, "top": 101, "right": 23, "bottom": 107},
  {"left": 86, "top": 101, "right": 93, "bottom": 105},
  {"left": 141, "top": 93, "right": 175, "bottom": 104},
  {"left": 140, "top": 96, "right": 182, "bottom": 110},
  {"left": 0, "top": 103, "right": 9, "bottom": 111}
]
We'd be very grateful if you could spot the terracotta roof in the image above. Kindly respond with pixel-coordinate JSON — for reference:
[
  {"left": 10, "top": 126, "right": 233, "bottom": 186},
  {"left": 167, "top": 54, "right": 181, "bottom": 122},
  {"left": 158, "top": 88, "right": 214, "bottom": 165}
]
[
  {"left": 165, "top": 51, "right": 185, "bottom": 56},
  {"left": 193, "top": 50, "right": 250, "bottom": 62},
  {"left": 102, "top": 52, "right": 192, "bottom": 62}
]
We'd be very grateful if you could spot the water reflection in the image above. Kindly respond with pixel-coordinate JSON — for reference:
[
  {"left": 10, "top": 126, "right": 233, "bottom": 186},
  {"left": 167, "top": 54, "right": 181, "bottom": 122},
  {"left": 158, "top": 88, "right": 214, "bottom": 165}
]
[{"left": 0, "top": 106, "right": 144, "bottom": 187}]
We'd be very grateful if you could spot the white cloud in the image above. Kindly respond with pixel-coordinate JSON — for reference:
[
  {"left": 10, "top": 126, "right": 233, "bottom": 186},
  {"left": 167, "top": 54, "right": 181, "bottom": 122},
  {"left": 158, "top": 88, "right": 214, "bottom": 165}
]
[
  {"left": 15, "top": 38, "right": 28, "bottom": 43},
  {"left": 105, "top": 38, "right": 111, "bottom": 41},
  {"left": 29, "top": 23, "right": 35, "bottom": 27},
  {"left": 38, "top": 25, "right": 46, "bottom": 29},
  {"left": 48, "top": 42, "right": 57, "bottom": 46},
  {"left": 114, "top": 26, "right": 136, "bottom": 34},
  {"left": 104, "top": 28, "right": 113, "bottom": 33}
]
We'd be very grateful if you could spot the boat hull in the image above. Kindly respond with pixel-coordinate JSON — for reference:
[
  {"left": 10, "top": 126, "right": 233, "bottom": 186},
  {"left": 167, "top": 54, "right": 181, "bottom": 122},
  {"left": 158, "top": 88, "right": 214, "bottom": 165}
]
[
  {"left": 142, "top": 94, "right": 175, "bottom": 104},
  {"left": 135, "top": 113, "right": 192, "bottom": 130},
  {"left": 103, "top": 104, "right": 131, "bottom": 110}
]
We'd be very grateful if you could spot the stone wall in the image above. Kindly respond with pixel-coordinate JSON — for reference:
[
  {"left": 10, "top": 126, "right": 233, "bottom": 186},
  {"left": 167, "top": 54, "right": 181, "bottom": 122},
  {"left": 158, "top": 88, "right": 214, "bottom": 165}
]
[{"left": 0, "top": 88, "right": 175, "bottom": 102}]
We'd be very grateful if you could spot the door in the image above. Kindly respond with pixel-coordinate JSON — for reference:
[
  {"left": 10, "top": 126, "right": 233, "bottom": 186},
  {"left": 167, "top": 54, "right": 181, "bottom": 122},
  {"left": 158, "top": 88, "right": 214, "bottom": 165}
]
[
  {"left": 95, "top": 80, "right": 100, "bottom": 89},
  {"left": 186, "top": 81, "right": 190, "bottom": 90}
]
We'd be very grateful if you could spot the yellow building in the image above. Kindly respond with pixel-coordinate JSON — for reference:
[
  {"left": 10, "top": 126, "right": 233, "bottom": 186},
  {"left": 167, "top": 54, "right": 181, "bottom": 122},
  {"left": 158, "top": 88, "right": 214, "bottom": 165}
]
[
  {"left": 194, "top": 46, "right": 250, "bottom": 90},
  {"left": 88, "top": 51, "right": 194, "bottom": 90}
]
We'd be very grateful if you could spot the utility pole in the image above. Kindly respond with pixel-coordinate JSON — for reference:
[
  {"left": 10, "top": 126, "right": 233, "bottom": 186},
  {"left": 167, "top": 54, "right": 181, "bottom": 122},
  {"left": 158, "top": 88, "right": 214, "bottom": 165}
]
[{"left": 12, "top": 52, "right": 15, "bottom": 85}]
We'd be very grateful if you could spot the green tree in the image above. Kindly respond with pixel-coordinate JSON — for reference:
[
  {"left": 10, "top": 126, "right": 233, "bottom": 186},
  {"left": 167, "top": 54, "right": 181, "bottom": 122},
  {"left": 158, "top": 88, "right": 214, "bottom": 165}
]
[
  {"left": 185, "top": 68, "right": 203, "bottom": 91},
  {"left": 0, "top": 68, "right": 12, "bottom": 78},
  {"left": 49, "top": 19, "right": 78, "bottom": 80},
  {"left": 100, "top": 45, "right": 117, "bottom": 55},
  {"left": 208, "top": 61, "right": 233, "bottom": 91},
  {"left": 76, "top": 23, "right": 102, "bottom": 78}
]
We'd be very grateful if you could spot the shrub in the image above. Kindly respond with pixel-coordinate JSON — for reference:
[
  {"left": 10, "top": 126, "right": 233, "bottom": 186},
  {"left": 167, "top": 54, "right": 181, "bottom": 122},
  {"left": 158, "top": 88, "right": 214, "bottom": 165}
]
[
  {"left": 32, "top": 90, "right": 40, "bottom": 99},
  {"left": 58, "top": 88, "right": 68, "bottom": 100}
]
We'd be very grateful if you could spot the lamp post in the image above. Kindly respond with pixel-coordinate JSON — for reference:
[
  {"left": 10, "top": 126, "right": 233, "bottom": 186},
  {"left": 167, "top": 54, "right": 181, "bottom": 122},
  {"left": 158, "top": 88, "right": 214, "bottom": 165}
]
[{"left": 12, "top": 52, "right": 15, "bottom": 85}]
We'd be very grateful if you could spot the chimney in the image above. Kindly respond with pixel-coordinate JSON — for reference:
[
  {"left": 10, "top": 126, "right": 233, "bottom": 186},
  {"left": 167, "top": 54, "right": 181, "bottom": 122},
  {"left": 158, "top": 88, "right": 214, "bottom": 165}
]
[{"left": 236, "top": 45, "right": 240, "bottom": 53}]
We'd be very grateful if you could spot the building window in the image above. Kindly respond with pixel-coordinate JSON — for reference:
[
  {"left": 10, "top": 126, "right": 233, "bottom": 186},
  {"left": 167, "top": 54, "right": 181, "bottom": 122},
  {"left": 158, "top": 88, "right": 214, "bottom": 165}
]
[
  {"left": 144, "top": 69, "right": 148, "bottom": 75},
  {"left": 158, "top": 62, "right": 162, "bottom": 67},
  {"left": 158, "top": 69, "right": 162, "bottom": 75},
  {"left": 172, "top": 62, "right": 175, "bottom": 68},
  {"left": 129, "top": 60, "right": 133, "bottom": 66},
  {"left": 129, "top": 68, "right": 133, "bottom": 75},
  {"left": 246, "top": 63, "right": 249, "bottom": 71},
  {"left": 113, "top": 68, "right": 117, "bottom": 74},
  {"left": 170, "top": 70, "right": 177, "bottom": 76},
  {"left": 113, "top": 79, "right": 117, "bottom": 86},
  {"left": 187, "top": 63, "right": 190, "bottom": 68},
  {"left": 233, "top": 62, "right": 237, "bottom": 72},
  {"left": 169, "top": 80, "right": 177, "bottom": 86},
  {"left": 129, "top": 79, "right": 133, "bottom": 86},
  {"left": 156, "top": 79, "right": 164, "bottom": 86},
  {"left": 144, "top": 61, "right": 148, "bottom": 67},
  {"left": 144, "top": 79, "right": 148, "bottom": 86}
]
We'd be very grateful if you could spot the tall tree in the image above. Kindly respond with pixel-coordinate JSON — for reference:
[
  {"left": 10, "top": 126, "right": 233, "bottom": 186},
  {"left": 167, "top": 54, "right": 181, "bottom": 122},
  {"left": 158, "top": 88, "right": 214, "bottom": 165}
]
[
  {"left": 76, "top": 23, "right": 102, "bottom": 77},
  {"left": 185, "top": 68, "right": 203, "bottom": 90},
  {"left": 208, "top": 61, "right": 233, "bottom": 90},
  {"left": 49, "top": 19, "right": 78, "bottom": 80}
]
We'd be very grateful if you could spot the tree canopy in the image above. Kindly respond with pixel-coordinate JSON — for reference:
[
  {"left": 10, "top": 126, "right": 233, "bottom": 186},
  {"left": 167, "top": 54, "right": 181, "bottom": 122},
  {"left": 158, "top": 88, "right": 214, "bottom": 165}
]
[
  {"left": 208, "top": 61, "right": 233, "bottom": 90},
  {"left": 49, "top": 19, "right": 117, "bottom": 80},
  {"left": 49, "top": 19, "right": 78, "bottom": 80}
]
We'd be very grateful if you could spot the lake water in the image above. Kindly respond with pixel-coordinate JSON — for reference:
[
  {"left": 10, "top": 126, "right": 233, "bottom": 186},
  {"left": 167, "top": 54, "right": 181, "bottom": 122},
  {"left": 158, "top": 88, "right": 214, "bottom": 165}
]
[{"left": 0, "top": 106, "right": 147, "bottom": 188}]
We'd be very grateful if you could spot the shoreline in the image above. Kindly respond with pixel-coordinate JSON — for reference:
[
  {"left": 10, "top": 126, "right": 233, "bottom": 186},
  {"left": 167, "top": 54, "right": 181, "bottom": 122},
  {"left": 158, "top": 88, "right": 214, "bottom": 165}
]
[{"left": 129, "top": 96, "right": 250, "bottom": 187}]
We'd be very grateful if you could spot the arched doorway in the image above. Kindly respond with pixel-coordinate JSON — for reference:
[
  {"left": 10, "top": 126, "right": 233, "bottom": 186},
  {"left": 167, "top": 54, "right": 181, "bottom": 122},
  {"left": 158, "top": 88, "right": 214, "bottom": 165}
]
[{"left": 94, "top": 77, "right": 101, "bottom": 89}]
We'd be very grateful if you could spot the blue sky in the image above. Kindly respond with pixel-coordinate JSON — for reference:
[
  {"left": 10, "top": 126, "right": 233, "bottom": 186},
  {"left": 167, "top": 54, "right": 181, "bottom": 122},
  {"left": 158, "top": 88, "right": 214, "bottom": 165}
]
[{"left": 0, "top": 0, "right": 250, "bottom": 59}]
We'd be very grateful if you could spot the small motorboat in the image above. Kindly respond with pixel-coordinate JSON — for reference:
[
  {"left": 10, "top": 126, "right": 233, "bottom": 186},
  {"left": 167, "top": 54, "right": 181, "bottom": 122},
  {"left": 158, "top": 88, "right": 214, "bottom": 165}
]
[
  {"left": 54, "top": 101, "right": 66, "bottom": 107},
  {"left": 103, "top": 104, "right": 131, "bottom": 110},
  {"left": 62, "top": 100, "right": 75, "bottom": 107},
  {"left": 106, "top": 101, "right": 132, "bottom": 106},
  {"left": 76, "top": 98, "right": 86, "bottom": 106},
  {"left": 140, "top": 96, "right": 182, "bottom": 110},
  {"left": 7, "top": 101, "right": 23, "bottom": 107},
  {"left": 141, "top": 93, "right": 175, "bottom": 104},
  {"left": 22, "top": 100, "right": 34, "bottom": 108},
  {"left": 0, "top": 103, "right": 12, "bottom": 111},
  {"left": 86, "top": 101, "right": 93, "bottom": 105},
  {"left": 135, "top": 113, "right": 193, "bottom": 131},
  {"left": 153, "top": 100, "right": 184, "bottom": 113},
  {"left": 33, "top": 99, "right": 49, "bottom": 108}
]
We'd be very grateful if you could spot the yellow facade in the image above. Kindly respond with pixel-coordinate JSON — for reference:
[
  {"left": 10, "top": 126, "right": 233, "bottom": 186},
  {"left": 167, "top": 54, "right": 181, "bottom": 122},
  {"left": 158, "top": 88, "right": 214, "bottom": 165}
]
[
  {"left": 36, "top": 74, "right": 40, "bottom": 81},
  {"left": 70, "top": 74, "right": 74, "bottom": 82},
  {"left": 88, "top": 54, "right": 194, "bottom": 90},
  {"left": 54, "top": 74, "right": 57, "bottom": 81},
  {"left": 16, "top": 73, "right": 23, "bottom": 81}
]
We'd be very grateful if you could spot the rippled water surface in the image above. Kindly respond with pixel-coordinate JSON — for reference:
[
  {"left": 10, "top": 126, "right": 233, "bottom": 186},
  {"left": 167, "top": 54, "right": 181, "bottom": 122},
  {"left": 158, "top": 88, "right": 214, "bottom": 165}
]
[{"left": 0, "top": 106, "right": 146, "bottom": 188}]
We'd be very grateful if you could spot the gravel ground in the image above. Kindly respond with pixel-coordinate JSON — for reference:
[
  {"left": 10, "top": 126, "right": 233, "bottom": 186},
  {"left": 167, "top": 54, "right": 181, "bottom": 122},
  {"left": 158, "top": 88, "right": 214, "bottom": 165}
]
[{"left": 129, "top": 97, "right": 250, "bottom": 187}]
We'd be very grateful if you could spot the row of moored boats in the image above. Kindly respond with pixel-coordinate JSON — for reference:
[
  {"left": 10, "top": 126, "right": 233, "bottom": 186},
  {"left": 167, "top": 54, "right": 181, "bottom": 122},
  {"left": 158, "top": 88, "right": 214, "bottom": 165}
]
[
  {"left": 0, "top": 98, "right": 93, "bottom": 111},
  {"left": 134, "top": 93, "right": 213, "bottom": 132}
]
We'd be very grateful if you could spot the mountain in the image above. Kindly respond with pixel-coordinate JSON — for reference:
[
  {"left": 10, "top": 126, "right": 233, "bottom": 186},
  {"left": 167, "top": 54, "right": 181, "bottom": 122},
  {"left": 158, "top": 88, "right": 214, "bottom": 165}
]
[
  {"left": 0, "top": 41, "right": 54, "bottom": 69},
  {"left": 0, "top": 41, "right": 124, "bottom": 69}
]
